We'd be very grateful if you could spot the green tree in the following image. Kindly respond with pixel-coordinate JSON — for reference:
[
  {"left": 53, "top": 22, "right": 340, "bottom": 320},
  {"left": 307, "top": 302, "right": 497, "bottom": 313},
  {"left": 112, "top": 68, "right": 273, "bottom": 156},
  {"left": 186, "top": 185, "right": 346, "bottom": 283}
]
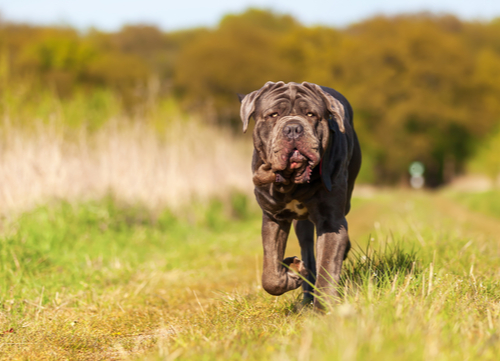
[{"left": 174, "top": 9, "right": 300, "bottom": 122}]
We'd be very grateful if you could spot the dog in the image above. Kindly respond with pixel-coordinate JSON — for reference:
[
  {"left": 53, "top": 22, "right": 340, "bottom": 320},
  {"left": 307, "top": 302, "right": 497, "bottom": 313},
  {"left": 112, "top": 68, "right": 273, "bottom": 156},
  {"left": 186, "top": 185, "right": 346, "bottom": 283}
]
[{"left": 238, "top": 81, "right": 361, "bottom": 309}]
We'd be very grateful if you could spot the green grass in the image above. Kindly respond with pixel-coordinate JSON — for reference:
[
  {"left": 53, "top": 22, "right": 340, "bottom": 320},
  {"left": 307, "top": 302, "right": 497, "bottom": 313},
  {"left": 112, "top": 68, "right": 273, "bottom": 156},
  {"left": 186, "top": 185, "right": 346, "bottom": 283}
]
[
  {"left": 1, "top": 190, "right": 500, "bottom": 360},
  {"left": 0, "top": 195, "right": 263, "bottom": 359},
  {"left": 447, "top": 190, "right": 500, "bottom": 219}
]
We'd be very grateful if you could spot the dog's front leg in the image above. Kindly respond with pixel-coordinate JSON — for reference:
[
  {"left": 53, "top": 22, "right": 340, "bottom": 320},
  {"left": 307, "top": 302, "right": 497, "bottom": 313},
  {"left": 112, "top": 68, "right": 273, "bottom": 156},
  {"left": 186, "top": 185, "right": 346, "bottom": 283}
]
[
  {"left": 261, "top": 213, "right": 306, "bottom": 295},
  {"left": 314, "top": 217, "right": 350, "bottom": 310}
]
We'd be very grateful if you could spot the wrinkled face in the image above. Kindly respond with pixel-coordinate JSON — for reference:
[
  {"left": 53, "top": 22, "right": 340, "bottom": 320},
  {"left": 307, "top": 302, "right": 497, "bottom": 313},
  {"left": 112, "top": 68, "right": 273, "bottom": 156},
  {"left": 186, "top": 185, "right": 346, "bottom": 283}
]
[{"left": 251, "top": 82, "right": 331, "bottom": 184}]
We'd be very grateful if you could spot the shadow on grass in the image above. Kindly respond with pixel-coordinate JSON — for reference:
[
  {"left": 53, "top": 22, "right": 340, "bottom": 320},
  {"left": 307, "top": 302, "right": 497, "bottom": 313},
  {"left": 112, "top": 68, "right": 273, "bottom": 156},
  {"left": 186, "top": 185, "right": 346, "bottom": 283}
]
[
  {"left": 340, "top": 238, "right": 421, "bottom": 294},
  {"left": 281, "top": 239, "right": 422, "bottom": 312}
]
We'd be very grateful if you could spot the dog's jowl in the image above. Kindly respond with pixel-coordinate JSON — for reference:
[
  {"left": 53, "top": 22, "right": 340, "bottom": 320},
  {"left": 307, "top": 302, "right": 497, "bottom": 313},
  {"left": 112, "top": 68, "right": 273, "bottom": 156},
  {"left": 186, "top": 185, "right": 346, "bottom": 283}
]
[{"left": 239, "top": 81, "right": 361, "bottom": 309}]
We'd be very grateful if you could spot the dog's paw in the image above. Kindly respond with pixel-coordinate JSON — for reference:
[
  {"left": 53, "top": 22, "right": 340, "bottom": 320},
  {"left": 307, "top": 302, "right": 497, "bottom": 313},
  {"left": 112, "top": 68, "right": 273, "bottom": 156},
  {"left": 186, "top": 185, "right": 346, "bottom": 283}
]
[{"left": 283, "top": 256, "right": 308, "bottom": 278}]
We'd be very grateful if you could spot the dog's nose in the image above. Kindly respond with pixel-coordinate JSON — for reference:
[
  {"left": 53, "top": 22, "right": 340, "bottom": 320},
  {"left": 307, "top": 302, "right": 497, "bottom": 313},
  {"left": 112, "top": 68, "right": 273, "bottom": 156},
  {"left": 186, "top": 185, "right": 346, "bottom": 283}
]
[{"left": 283, "top": 122, "right": 304, "bottom": 139}]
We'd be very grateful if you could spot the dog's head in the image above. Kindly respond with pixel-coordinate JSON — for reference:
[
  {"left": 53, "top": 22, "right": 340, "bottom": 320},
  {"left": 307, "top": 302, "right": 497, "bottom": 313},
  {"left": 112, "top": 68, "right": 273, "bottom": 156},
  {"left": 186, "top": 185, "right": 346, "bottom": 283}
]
[{"left": 239, "top": 81, "right": 346, "bottom": 186}]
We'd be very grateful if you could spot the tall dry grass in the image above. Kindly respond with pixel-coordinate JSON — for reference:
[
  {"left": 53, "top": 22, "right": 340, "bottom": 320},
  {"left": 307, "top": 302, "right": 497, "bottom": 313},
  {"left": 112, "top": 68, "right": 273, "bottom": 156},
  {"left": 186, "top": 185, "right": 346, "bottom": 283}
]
[{"left": 0, "top": 116, "right": 253, "bottom": 214}]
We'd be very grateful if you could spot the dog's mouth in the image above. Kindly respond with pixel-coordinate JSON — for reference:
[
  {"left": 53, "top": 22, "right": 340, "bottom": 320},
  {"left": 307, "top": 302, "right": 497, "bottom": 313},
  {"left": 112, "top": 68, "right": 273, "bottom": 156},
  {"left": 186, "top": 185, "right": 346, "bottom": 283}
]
[
  {"left": 289, "top": 149, "right": 306, "bottom": 169},
  {"left": 275, "top": 149, "right": 314, "bottom": 184}
]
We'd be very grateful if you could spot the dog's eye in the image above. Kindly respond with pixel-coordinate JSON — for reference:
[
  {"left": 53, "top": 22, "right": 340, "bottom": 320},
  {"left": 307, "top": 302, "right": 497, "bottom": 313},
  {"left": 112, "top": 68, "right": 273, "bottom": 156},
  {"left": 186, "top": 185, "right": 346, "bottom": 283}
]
[
  {"left": 306, "top": 112, "right": 315, "bottom": 117},
  {"left": 269, "top": 113, "right": 279, "bottom": 118}
]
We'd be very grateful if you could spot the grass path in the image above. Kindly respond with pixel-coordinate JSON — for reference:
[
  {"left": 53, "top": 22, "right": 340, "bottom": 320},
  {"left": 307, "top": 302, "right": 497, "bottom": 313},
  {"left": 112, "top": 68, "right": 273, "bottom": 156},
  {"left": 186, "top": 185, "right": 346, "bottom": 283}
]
[{"left": 1, "top": 191, "right": 500, "bottom": 360}]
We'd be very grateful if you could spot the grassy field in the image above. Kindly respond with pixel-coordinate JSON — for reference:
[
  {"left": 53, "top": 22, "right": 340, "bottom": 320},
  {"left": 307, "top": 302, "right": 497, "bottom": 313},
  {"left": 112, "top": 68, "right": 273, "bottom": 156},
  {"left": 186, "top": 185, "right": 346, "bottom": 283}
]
[
  {"left": 1, "top": 189, "right": 500, "bottom": 360},
  {"left": 2, "top": 53, "right": 500, "bottom": 360}
]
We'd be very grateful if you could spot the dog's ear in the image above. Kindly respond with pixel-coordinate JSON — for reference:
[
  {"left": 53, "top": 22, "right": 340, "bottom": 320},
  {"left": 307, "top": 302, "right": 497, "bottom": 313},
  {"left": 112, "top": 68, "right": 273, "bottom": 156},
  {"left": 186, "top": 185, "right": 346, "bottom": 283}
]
[
  {"left": 302, "top": 82, "right": 346, "bottom": 133},
  {"left": 239, "top": 81, "right": 282, "bottom": 133},
  {"left": 320, "top": 119, "right": 338, "bottom": 192},
  {"left": 320, "top": 116, "right": 350, "bottom": 192}
]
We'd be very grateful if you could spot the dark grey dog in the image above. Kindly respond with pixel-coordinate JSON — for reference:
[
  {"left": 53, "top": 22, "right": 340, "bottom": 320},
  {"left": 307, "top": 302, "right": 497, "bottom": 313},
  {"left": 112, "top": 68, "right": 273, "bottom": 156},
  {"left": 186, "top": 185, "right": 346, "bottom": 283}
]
[{"left": 239, "top": 81, "right": 361, "bottom": 309}]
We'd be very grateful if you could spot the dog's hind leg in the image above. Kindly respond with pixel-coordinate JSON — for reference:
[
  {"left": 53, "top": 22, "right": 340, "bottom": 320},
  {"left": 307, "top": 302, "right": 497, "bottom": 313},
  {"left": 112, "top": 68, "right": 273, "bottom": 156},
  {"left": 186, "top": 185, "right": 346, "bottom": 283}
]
[{"left": 294, "top": 219, "right": 316, "bottom": 304}]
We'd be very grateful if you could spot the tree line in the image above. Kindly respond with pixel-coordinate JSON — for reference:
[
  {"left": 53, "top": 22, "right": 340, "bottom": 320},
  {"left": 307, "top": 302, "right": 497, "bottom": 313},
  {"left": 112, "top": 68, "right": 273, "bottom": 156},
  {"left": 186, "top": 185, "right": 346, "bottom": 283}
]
[{"left": 1, "top": 9, "right": 500, "bottom": 186}]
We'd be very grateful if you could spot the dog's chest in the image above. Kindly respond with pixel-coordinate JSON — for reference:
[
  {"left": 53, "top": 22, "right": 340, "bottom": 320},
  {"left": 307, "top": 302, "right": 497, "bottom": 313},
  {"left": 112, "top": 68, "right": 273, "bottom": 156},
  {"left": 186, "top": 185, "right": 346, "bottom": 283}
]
[
  {"left": 285, "top": 200, "right": 308, "bottom": 216},
  {"left": 255, "top": 183, "right": 320, "bottom": 221},
  {"left": 273, "top": 199, "right": 309, "bottom": 220}
]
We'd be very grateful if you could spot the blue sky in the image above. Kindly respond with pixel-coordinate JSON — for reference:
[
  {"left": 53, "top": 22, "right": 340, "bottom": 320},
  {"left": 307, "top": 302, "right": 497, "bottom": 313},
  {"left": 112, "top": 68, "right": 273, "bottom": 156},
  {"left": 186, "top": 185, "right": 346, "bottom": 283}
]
[{"left": 0, "top": 0, "right": 499, "bottom": 31}]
